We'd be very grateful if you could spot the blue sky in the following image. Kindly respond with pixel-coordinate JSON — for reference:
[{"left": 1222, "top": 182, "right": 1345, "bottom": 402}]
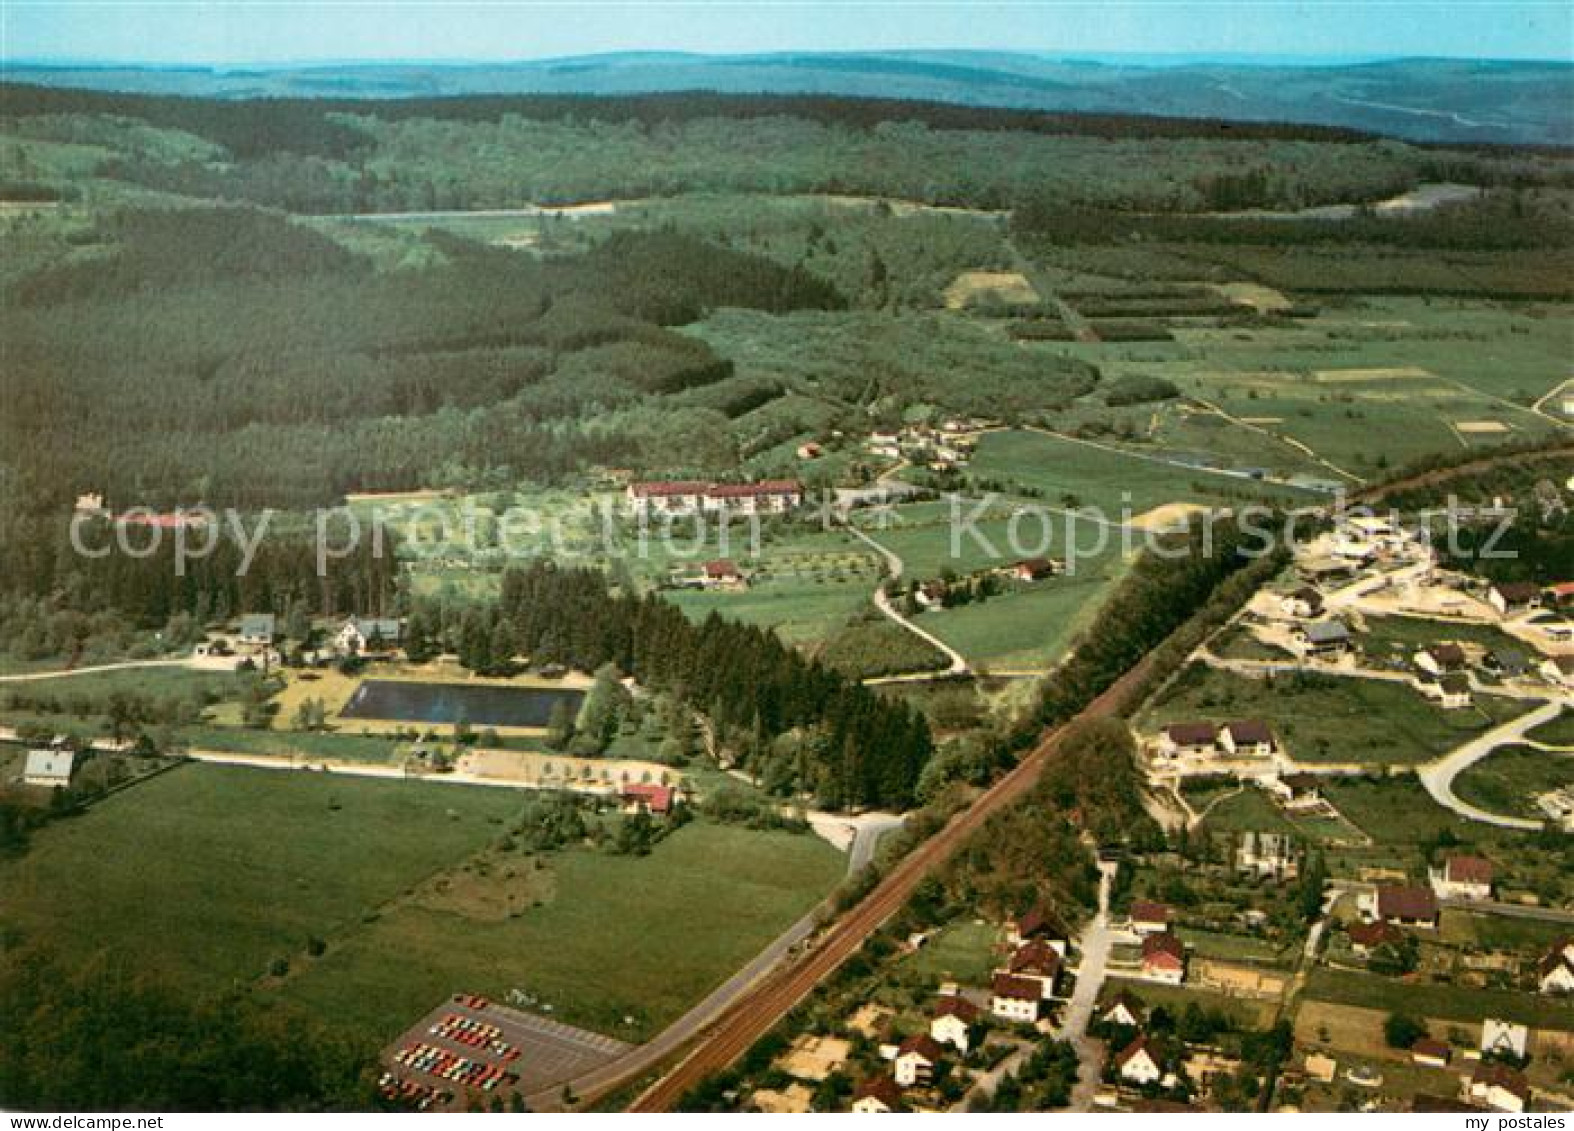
[{"left": 2, "top": 2, "right": 1570, "bottom": 66}]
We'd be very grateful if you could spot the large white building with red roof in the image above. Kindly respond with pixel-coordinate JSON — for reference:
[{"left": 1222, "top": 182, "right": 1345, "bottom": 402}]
[{"left": 627, "top": 479, "right": 803, "bottom": 517}]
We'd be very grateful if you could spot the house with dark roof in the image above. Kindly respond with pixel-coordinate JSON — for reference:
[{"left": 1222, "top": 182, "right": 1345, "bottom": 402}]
[
  {"left": 1221, "top": 719, "right": 1276, "bottom": 757},
  {"left": 1415, "top": 642, "right": 1468, "bottom": 676},
  {"left": 990, "top": 973, "right": 1042, "bottom": 1023},
  {"left": 930, "top": 996, "right": 980, "bottom": 1052},
  {"left": 1280, "top": 587, "right": 1324, "bottom": 619},
  {"left": 1099, "top": 990, "right": 1146, "bottom": 1029},
  {"left": 893, "top": 1034, "right": 945, "bottom": 1087},
  {"left": 1115, "top": 1035, "right": 1164, "bottom": 1086},
  {"left": 1006, "top": 939, "right": 1063, "bottom": 998},
  {"left": 1411, "top": 1038, "right": 1451, "bottom": 1068},
  {"left": 851, "top": 1075, "right": 904, "bottom": 1113},
  {"left": 1011, "top": 557, "right": 1060, "bottom": 582},
  {"left": 1468, "top": 1061, "right": 1531, "bottom": 1113},
  {"left": 1488, "top": 581, "right": 1542, "bottom": 617},
  {"left": 1129, "top": 901, "right": 1173, "bottom": 936},
  {"left": 1364, "top": 885, "right": 1439, "bottom": 929},
  {"left": 1157, "top": 723, "right": 1218, "bottom": 759},
  {"left": 1299, "top": 618, "right": 1352, "bottom": 657},
  {"left": 1346, "top": 919, "right": 1403, "bottom": 957},
  {"left": 1537, "top": 937, "right": 1574, "bottom": 995},
  {"left": 1008, "top": 906, "right": 1070, "bottom": 954}
]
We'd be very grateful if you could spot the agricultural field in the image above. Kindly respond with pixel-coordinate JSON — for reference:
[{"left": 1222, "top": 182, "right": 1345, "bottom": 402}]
[
  {"left": 1302, "top": 969, "right": 1574, "bottom": 1031},
  {"left": 276, "top": 819, "right": 842, "bottom": 1044},
  {"left": 1140, "top": 664, "right": 1528, "bottom": 766},
  {"left": 964, "top": 428, "right": 1312, "bottom": 516},
  {"left": 0, "top": 763, "right": 843, "bottom": 1047}
]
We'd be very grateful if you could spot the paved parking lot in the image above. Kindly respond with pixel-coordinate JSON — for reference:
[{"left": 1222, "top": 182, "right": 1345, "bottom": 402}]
[{"left": 382, "top": 993, "right": 632, "bottom": 1108}]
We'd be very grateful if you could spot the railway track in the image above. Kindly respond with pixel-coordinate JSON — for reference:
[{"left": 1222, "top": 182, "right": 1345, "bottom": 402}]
[
  {"left": 628, "top": 651, "right": 1159, "bottom": 1111},
  {"left": 623, "top": 441, "right": 1574, "bottom": 1111}
]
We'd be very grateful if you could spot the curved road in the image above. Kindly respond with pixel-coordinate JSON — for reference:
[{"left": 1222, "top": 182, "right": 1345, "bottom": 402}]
[
  {"left": 1417, "top": 698, "right": 1564, "bottom": 830},
  {"left": 843, "top": 523, "right": 970, "bottom": 678}
]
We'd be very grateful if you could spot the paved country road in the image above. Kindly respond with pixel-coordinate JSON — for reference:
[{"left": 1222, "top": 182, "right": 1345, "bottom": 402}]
[
  {"left": 843, "top": 522, "right": 971, "bottom": 678},
  {"left": 0, "top": 658, "right": 196, "bottom": 682},
  {"left": 1417, "top": 698, "right": 1564, "bottom": 830}
]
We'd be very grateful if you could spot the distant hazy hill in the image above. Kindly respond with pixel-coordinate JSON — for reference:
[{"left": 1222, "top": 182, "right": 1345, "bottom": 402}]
[{"left": 7, "top": 51, "right": 1571, "bottom": 147}]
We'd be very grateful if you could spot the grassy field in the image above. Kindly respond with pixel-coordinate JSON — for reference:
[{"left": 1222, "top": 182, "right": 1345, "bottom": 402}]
[
  {"left": 0, "top": 762, "right": 843, "bottom": 1048},
  {"left": 0, "top": 764, "right": 520, "bottom": 990},
  {"left": 277, "top": 820, "right": 842, "bottom": 1043},
  {"left": 966, "top": 428, "right": 1309, "bottom": 515},
  {"left": 900, "top": 918, "right": 1000, "bottom": 986},
  {"left": 915, "top": 550, "right": 1129, "bottom": 669},
  {"left": 1453, "top": 744, "right": 1573, "bottom": 821},
  {"left": 1355, "top": 615, "right": 1527, "bottom": 661},
  {"left": 1527, "top": 709, "right": 1574, "bottom": 747},
  {"left": 1303, "top": 969, "right": 1574, "bottom": 1030},
  {"left": 1101, "top": 976, "right": 1279, "bottom": 1029},
  {"left": 1141, "top": 664, "right": 1530, "bottom": 766},
  {"left": 0, "top": 664, "right": 245, "bottom": 705}
]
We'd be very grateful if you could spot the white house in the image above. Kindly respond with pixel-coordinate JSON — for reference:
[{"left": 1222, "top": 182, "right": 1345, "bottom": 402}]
[
  {"left": 335, "top": 616, "right": 403, "bottom": 655},
  {"left": 1115, "top": 1036, "right": 1163, "bottom": 1086},
  {"left": 1488, "top": 581, "right": 1542, "bottom": 617},
  {"left": 1480, "top": 1018, "right": 1529, "bottom": 1061},
  {"left": 1220, "top": 719, "right": 1276, "bottom": 757},
  {"left": 1468, "top": 1062, "right": 1530, "bottom": 1114},
  {"left": 1157, "top": 723, "right": 1218, "bottom": 760},
  {"left": 1238, "top": 831, "right": 1300, "bottom": 881},
  {"left": 22, "top": 748, "right": 74, "bottom": 788},
  {"left": 990, "top": 973, "right": 1041, "bottom": 1023},
  {"left": 1129, "top": 901, "right": 1173, "bottom": 936},
  {"left": 1139, "top": 932, "right": 1187, "bottom": 985},
  {"left": 238, "top": 613, "right": 276, "bottom": 648},
  {"left": 851, "top": 1076, "right": 903, "bottom": 1113},
  {"left": 1100, "top": 992, "right": 1145, "bottom": 1029},
  {"left": 1279, "top": 587, "right": 1324, "bottom": 619},
  {"left": 1429, "top": 855, "right": 1494, "bottom": 902},
  {"left": 1537, "top": 938, "right": 1574, "bottom": 994},
  {"left": 1004, "top": 939, "right": 1063, "bottom": 999},
  {"left": 929, "top": 997, "right": 979, "bottom": 1052},
  {"left": 893, "top": 1034, "right": 944, "bottom": 1087}
]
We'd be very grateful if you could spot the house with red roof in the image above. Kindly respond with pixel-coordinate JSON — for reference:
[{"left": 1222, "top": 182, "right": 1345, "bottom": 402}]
[
  {"left": 1362, "top": 885, "right": 1439, "bottom": 929},
  {"left": 893, "top": 1034, "right": 945, "bottom": 1087},
  {"left": 1006, "top": 939, "right": 1063, "bottom": 998},
  {"left": 1538, "top": 936, "right": 1574, "bottom": 995},
  {"left": 1430, "top": 855, "right": 1494, "bottom": 901},
  {"left": 1468, "top": 1062, "right": 1531, "bottom": 1113},
  {"left": 1139, "top": 932, "right": 1187, "bottom": 985},
  {"left": 1129, "top": 900, "right": 1173, "bottom": 936},
  {"left": 620, "top": 782, "right": 676, "bottom": 817},
  {"left": 989, "top": 973, "right": 1042, "bottom": 1024},
  {"left": 851, "top": 1075, "right": 904, "bottom": 1113},
  {"left": 1115, "top": 1035, "right": 1164, "bottom": 1086},
  {"left": 1007, "top": 906, "right": 1070, "bottom": 955},
  {"left": 929, "top": 996, "right": 980, "bottom": 1052}
]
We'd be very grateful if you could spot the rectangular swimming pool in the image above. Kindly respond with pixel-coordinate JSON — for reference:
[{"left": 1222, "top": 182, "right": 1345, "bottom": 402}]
[{"left": 339, "top": 679, "right": 585, "bottom": 728}]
